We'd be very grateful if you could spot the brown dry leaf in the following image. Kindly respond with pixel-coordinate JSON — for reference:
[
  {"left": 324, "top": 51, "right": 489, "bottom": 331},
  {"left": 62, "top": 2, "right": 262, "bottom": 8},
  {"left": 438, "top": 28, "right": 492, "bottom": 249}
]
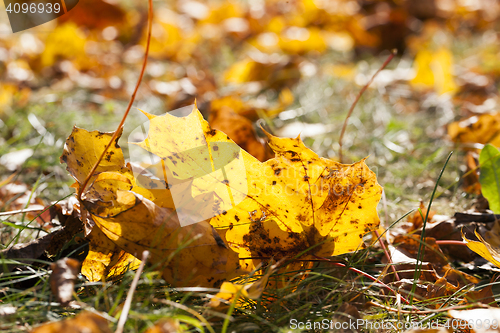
[
  {"left": 31, "top": 312, "right": 111, "bottom": 333},
  {"left": 463, "top": 152, "right": 482, "bottom": 194},
  {"left": 49, "top": 258, "right": 81, "bottom": 306},
  {"left": 57, "top": 0, "right": 125, "bottom": 30},
  {"left": 209, "top": 100, "right": 272, "bottom": 162},
  {"left": 408, "top": 201, "right": 436, "bottom": 230},
  {"left": 393, "top": 235, "right": 448, "bottom": 266},
  {"left": 0, "top": 233, "right": 55, "bottom": 272},
  {"left": 461, "top": 285, "right": 498, "bottom": 307}
]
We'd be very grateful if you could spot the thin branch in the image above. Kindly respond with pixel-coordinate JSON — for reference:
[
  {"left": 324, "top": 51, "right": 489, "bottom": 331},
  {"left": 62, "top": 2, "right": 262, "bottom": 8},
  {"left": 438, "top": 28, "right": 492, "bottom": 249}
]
[
  {"left": 0, "top": 207, "right": 44, "bottom": 217},
  {"left": 338, "top": 50, "right": 396, "bottom": 163},
  {"left": 313, "top": 255, "right": 413, "bottom": 307},
  {"left": 374, "top": 229, "right": 400, "bottom": 281},
  {"left": 435, "top": 240, "right": 467, "bottom": 246},
  {"left": 78, "top": 0, "right": 153, "bottom": 200}
]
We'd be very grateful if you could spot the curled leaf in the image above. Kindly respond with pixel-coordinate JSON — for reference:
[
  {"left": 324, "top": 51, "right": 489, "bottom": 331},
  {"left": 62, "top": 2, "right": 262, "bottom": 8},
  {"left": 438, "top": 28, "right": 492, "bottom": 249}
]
[{"left": 462, "top": 230, "right": 500, "bottom": 268}]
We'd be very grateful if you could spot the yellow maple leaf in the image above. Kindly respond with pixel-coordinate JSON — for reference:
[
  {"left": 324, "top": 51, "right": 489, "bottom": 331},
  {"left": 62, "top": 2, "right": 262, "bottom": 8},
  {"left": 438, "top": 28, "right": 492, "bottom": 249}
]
[
  {"left": 61, "top": 105, "right": 381, "bottom": 286},
  {"left": 134, "top": 105, "right": 382, "bottom": 270}
]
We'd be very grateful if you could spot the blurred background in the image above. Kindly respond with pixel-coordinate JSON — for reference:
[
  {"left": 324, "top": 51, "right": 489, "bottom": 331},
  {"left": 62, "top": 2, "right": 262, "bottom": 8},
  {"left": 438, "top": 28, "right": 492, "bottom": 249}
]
[{"left": 1, "top": 0, "right": 500, "bottom": 229}]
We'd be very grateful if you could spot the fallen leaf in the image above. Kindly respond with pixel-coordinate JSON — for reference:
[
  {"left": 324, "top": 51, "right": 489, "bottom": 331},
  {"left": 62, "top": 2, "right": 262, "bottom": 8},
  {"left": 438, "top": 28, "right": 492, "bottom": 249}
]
[
  {"left": 448, "top": 113, "right": 500, "bottom": 148},
  {"left": 61, "top": 104, "right": 381, "bottom": 286},
  {"left": 209, "top": 99, "right": 272, "bottom": 162},
  {"left": 462, "top": 285, "right": 498, "bottom": 307},
  {"left": 31, "top": 311, "right": 111, "bottom": 333},
  {"left": 49, "top": 258, "right": 81, "bottom": 306},
  {"left": 134, "top": 105, "right": 382, "bottom": 271},
  {"left": 479, "top": 144, "right": 500, "bottom": 213},
  {"left": 209, "top": 263, "right": 276, "bottom": 310},
  {"left": 393, "top": 235, "right": 447, "bottom": 266},
  {"left": 39, "top": 23, "right": 88, "bottom": 69},
  {"left": 408, "top": 201, "right": 436, "bottom": 230},
  {"left": 463, "top": 229, "right": 500, "bottom": 268},
  {"left": 57, "top": 0, "right": 125, "bottom": 30},
  {"left": 0, "top": 232, "right": 55, "bottom": 272},
  {"left": 224, "top": 57, "right": 302, "bottom": 91},
  {"left": 411, "top": 47, "right": 457, "bottom": 95},
  {"left": 463, "top": 152, "right": 481, "bottom": 194}
]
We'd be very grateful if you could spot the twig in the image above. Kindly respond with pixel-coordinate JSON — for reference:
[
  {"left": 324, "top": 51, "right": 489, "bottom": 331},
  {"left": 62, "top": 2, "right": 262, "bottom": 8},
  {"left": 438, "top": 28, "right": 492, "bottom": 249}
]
[
  {"left": 0, "top": 207, "right": 44, "bottom": 216},
  {"left": 374, "top": 229, "right": 400, "bottom": 281},
  {"left": 78, "top": 0, "right": 153, "bottom": 200},
  {"left": 435, "top": 240, "right": 467, "bottom": 246},
  {"left": 338, "top": 50, "right": 396, "bottom": 163},
  {"left": 313, "top": 255, "right": 412, "bottom": 306},
  {"left": 115, "top": 250, "right": 149, "bottom": 333}
]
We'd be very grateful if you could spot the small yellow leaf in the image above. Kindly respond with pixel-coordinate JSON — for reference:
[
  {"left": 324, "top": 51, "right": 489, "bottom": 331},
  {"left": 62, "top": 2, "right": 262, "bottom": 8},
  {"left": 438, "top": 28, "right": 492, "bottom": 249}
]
[
  {"left": 462, "top": 230, "right": 500, "bottom": 268},
  {"left": 411, "top": 47, "right": 457, "bottom": 95},
  {"left": 40, "top": 23, "right": 87, "bottom": 68}
]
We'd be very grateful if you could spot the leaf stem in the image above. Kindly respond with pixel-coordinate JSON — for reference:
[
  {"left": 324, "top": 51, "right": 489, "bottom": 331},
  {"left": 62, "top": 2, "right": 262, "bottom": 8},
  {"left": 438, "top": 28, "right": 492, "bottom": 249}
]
[
  {"left": 338, "top": 50, "right": 396, "bottom": 163},
  {"left": 77, "top": 0, "right": 153, "bottom": 200},
  {"left": 374, "top": 229, "right": 400, "bottom": 281},
  {"left": 313, "top": 255, "right": 412, "bottom": 306}
]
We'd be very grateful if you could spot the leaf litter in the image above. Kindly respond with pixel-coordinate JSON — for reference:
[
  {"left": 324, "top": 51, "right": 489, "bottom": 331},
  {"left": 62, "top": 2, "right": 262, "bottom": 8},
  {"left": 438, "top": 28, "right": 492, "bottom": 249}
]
[{"left": 6, "top": 0, "right": 500, "bottom": 331}]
